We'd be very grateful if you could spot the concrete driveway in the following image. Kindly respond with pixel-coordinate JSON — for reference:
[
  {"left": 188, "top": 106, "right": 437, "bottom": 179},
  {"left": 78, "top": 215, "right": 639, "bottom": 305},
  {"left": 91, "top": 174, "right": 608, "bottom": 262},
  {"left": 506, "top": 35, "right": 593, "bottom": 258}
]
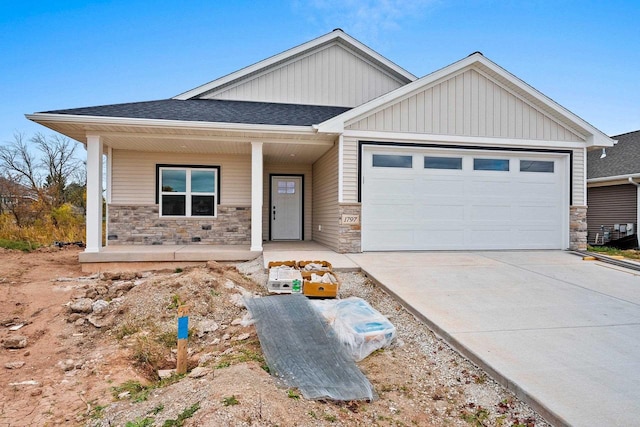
[{"left": 347, "top": 251, "right": 640, "bottom": 427}]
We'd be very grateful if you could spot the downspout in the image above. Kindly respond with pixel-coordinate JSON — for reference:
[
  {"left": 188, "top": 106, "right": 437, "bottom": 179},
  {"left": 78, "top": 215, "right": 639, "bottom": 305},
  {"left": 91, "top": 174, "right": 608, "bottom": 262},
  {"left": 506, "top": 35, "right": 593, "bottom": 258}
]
[{"left": 629, "top": 177, "right": 640, "bottom": 248}]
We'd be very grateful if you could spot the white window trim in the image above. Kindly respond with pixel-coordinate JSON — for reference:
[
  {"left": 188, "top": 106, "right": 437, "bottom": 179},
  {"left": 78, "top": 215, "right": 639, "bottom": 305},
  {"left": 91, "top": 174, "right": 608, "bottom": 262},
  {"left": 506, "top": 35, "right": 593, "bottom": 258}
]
[{"left": 159, "top": 166, "right": 218, "bottom": 218}]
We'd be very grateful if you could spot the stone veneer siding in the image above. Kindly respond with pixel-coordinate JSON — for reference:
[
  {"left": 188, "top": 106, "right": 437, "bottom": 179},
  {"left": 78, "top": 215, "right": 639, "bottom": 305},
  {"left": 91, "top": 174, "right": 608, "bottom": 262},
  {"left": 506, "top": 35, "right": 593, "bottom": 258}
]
[
  {"left": 570, "top": 205, "right": 588, "bottom": 250},
  {"left": 107, "top": 205, "right": 251, "bottom": 245},
  {"left": 338, "top": 203, "right": 361, "bottom": 253}
]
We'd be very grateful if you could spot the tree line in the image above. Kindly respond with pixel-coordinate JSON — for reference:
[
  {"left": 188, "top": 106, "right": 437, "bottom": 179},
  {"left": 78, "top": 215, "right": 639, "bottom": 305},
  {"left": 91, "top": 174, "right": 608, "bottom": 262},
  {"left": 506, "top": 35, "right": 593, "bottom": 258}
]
[{"left": 0, "top": 133, "right": 86, "bottom": 245}]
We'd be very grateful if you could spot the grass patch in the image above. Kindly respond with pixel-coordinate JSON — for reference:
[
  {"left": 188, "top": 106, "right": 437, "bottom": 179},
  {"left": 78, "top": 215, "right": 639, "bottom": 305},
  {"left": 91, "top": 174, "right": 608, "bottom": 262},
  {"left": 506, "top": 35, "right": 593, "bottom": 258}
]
[
  {"left": 0, "top": 238, "right": 38, "bottom": 252},
  {"left": 88, "top": 403, "right": 106, "bottom": 420},
  {"left": 112, "top": 380, "right": 151, "bottom": 403},
  {"left": 125, "top": 418, "right": 154, "bottom": 427},
  {"left": 112, "top": 374, "right": 185, "bottom": 404},
  {"left": 222, "top": 395, "right": 239, "bottom": 406},
  {"left": 162, "top": 402, "right": 200, "bottom": 426},
  {"left": 587, "top": 245, "right": 640, "bottom": 260},
  {"left": 287, "top": 388, "right": 300, "bottom": 400}
]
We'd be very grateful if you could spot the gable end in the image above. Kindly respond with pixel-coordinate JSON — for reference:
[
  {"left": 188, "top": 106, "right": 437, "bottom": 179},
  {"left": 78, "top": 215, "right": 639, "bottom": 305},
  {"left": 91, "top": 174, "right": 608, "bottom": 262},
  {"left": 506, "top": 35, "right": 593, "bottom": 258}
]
[{"left": 346, "top": 67, "right": 585, "bottom": 142}]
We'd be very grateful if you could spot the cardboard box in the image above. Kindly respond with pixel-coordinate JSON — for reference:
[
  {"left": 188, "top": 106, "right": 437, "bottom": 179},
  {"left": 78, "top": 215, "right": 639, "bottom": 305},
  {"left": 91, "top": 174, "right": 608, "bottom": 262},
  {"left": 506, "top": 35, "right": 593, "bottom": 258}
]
[
  {"left": 297, "top": 260, "right": 333, "bottom": 272},
  {"left": 302, "top": 271, "right": 340, "bottom": 298},
  {"left": 267, "top": 262, "right": 302, "bottom": 294}
]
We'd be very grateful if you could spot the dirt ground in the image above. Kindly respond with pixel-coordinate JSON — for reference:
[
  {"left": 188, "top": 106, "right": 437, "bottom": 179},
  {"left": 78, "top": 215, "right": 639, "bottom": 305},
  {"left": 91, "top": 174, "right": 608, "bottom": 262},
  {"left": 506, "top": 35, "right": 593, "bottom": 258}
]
[{"left": 0, "top": 248, "right": 550, "bottom": 427}]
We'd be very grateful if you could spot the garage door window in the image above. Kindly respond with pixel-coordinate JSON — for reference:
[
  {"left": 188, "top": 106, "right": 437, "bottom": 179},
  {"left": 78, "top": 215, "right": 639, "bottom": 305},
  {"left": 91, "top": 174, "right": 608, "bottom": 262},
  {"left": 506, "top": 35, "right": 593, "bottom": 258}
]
[
  {"left": 424, "top": 156, "right": 462, "bottom": 170},
  {"left": 474, "top": 158, "right": 509, "bottom": 171},
  {"left": 372, "top": 154, "right": 412, "bottom": 168},
  {"left": 520, "top": 160, "right": 554, "bottom": 173}
]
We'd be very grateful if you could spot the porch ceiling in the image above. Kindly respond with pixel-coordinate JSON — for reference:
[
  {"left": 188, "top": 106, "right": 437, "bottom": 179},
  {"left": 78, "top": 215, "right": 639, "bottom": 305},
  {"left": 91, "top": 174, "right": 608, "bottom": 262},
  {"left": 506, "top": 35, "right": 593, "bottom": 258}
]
[{"left": 30, "top": 118, "right": 338, "bottom": 164}]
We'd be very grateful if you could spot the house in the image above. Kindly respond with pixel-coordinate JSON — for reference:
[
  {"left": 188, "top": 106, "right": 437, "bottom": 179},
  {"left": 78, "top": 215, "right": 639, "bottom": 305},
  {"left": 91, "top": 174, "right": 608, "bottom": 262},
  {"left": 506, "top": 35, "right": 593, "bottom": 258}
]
[
  {"left": 0, "top": 176, "right": 37, "bottom": 212},
  {"left": 26, "top": 29, "right": 615, "bottom": 264},
  {"left": 586, "top": 130, "right": 640, "bottom": 247}
]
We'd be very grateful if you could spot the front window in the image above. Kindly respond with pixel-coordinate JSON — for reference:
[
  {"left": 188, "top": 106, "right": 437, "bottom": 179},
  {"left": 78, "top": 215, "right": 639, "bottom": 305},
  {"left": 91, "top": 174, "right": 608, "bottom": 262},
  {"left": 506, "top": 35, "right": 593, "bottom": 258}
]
[{"left": 159, "top": 167, "right": 217, "bottom": 217}]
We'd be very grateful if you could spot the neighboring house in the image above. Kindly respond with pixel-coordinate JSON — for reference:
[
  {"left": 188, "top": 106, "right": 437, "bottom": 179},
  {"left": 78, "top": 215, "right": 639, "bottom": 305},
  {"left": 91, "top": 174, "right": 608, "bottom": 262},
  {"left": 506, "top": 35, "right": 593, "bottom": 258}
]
[
  {"left": 27, "top": 29, "right": 614, "bottom": 261},
  {"left": 0, "top": 176, "right": 37, "bottom": 212},
  {"left": 586, "top": 130, "right": 640, "bottom": 247}
]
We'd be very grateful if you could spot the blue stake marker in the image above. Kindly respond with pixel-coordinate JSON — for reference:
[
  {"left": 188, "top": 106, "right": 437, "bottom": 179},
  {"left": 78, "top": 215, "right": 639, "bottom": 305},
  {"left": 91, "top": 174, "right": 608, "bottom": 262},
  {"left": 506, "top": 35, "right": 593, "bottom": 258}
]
[{"left": 178, "top": 315, "right": 189, "bottom": 340}]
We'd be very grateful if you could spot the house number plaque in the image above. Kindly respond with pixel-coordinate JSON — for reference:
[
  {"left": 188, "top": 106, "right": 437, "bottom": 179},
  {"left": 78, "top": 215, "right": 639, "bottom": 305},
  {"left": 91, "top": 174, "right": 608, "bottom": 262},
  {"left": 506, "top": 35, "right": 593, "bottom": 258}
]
[{"left": 341, "top": 214, "right": 360, "bottom": 225}]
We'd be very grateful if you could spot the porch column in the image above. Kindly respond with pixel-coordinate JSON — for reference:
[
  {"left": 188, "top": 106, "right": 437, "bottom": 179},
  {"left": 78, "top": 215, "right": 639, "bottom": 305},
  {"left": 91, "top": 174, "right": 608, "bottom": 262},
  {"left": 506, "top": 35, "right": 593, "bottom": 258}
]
[
  {"left": 251, "top": 141, "right": 263, "bottom": 251},
  {"left": 85, "top": 134, "right": 103, "bottom": 253}
]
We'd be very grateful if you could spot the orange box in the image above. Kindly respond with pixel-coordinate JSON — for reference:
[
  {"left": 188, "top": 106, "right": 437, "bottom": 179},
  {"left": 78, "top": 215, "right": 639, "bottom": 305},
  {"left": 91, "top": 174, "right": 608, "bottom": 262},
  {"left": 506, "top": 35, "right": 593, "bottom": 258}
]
[{"left": 302, "top": 271, "right": 340, "bottom": 298}]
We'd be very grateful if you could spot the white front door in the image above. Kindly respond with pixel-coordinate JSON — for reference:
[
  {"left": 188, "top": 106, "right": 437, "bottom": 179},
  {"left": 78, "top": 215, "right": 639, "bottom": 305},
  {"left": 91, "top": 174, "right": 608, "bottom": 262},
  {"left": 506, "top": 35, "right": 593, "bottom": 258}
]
[{"left": 271, "top": 176, "right": 302, "bottom": 240}]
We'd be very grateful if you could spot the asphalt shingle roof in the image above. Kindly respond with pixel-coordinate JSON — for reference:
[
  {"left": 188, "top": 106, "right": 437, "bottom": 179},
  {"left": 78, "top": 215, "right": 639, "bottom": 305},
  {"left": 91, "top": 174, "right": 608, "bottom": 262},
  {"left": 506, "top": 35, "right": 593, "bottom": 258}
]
[
  {"left": 587, "top": 130, "right": 640, "bottom": 179},
  {"left": 40, "top": 99, "right": 351, "bottom": 127}
]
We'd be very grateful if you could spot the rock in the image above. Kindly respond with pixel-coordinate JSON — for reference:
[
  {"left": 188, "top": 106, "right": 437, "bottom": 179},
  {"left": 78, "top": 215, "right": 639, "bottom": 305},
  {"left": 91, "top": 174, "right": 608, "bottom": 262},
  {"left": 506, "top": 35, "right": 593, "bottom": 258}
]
[
  {"left": 74, "top": 318, "right": 85, "bottom": 327},
  {"left": 95, "top": 285, "right": 108, "bottom": 296},
  {"left": 158, "top": 369, "right": 175, "bottom": 379},
  {"left": 196, "top": 319, "right": 219, "bottom": 337},
  {"left": 23, "top": 351, "right": 30, "bottom": 357},
  {"left": 233, "top": 333, "right": 251, "bottom": 341},
  {"left": 3, "top": 335, "right": 28, "bottom": 349},
  {"left": 224, "top": 279, "right": 236, "bottom": 289},
  {"left": 231, "top": 318, "right": 243, "bottom": 326},
  {"left": 222, "top": 333, "right": 231, "bottom": 341},
  {"left": 86, "top": 314, "right": 107, "bottom": 328},
  {"left": 4, "top": 361, "right": 25, "bottom": 369},
  {"left": 133, "top": 279, "right": 145, "bottom": 286},
  {"left": 9, "top": 380, "right": 39, "bottom": 387},
  {"left": 56, "top": 359, "right": 75, "bottom": 372},
  {"left": 229, "top": 294, "right": 245, "bottom": 307},
  {"left": 188, "top": 367, "right": 211, "bottom": 378},
  {"left": 85, "top": 289, "right": 98, "bottom": 300},
  {"left": 8, "top": 323, "right": 25, "bottom": 331},
  {"left": 91, "top": 299, "right": 109, "bottom": 314},
  {"left": 69, "top": 298, "right": 93, "bottom": 314},
  {"left": 67, "top": 313, "right": 83, "bottom": 323},
  {"left": 30, "top": 389, "right": 43, "bottom": 397},
  {"left": 117, "top": 391, "right": 130, "bottom": 399}
]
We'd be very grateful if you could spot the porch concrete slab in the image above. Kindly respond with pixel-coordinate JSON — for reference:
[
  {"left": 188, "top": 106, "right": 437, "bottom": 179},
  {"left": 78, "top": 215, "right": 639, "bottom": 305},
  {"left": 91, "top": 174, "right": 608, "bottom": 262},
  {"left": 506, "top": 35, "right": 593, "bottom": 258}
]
[
  {"left": 262, "top": 242, "right": 360, "bottom": 271},
  {"left": 347, "top": 250, "right": 640, "bottom": 427}
]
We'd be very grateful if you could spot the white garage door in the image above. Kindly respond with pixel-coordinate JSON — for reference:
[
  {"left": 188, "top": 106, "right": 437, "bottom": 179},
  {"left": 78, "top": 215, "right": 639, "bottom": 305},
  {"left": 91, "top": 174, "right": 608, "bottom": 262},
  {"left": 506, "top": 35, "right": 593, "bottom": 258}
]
[{"left": 361, "top": 147, "right": 569, "bottom": 251}]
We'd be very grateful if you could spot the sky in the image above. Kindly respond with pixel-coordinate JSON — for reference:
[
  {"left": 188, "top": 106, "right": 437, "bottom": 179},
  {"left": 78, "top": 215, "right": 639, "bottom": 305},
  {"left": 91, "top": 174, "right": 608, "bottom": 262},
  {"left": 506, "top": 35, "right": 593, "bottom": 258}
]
[{"left": 1, "top": 0, "right": 639, "bottom": 153}]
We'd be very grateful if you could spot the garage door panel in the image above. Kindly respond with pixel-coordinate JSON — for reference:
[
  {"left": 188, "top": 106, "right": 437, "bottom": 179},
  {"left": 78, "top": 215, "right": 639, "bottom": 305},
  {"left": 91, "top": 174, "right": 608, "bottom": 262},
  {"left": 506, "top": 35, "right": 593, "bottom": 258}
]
[
  {"left": 368, "top": 178, "right": 415, "bottom": 196},
  {"left": 418, "top": 204, "right": 465, "bottom": 220},
  {"left": 470, "top": 204, "right": 512, "bottom": 221},
  {"left": 468, "top": 228, "right": 513, "bottom": 247},
  {"left": 362, "top": 147, "right": 568, "bottom": 251},
  {"left": 467, "top": 180, "right": 514, "bottom": 196},
  {"left": 417, "top": 177, "right": 465, "bottom": 195}
]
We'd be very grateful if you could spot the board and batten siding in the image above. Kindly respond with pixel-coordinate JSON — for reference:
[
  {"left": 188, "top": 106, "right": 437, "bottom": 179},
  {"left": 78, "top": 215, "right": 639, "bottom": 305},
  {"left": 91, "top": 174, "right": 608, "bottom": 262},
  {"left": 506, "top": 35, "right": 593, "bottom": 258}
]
[
  {"left": 200, "top": 44, "right": 406, "bottom": 107},
  {"left": 110, "top": 150, "right": 251, "bottom": 206},
  {"left": 346, "top": 68, "right": 584, "bottom": 142},
  {"left": 312, "top": 145, "right": 339, "bottom": 250},
  {"left": 587, "top": 184, "right": 638, "bottom": 243},
  {"left": 263, "top": 163, "right": 313, "bottom": 241}
]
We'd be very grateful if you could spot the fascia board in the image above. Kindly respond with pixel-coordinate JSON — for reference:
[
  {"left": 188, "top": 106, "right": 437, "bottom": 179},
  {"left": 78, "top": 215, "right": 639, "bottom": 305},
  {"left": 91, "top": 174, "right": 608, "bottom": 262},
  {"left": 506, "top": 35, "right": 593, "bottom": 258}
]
[
  {"left": 25, "top": 113, "right": 316, "bottom": 135},
  {"left": 173, "top": 30, "right": 416, "bottom": 101}
]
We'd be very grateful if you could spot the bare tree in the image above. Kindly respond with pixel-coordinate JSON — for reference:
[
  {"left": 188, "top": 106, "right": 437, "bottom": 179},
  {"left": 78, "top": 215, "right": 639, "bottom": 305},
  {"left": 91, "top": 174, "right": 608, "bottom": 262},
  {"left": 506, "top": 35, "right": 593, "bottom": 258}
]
[{"left": 0, "top": 132, "right": 83, "bottom": 210}]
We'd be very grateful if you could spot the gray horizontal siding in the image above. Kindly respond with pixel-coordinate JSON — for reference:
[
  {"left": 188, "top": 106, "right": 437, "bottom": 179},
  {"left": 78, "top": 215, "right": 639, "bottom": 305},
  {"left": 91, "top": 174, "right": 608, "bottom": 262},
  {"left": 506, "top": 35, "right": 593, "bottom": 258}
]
[{"left": 587, "top": 184, "right": 637, "bottom": 243}]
